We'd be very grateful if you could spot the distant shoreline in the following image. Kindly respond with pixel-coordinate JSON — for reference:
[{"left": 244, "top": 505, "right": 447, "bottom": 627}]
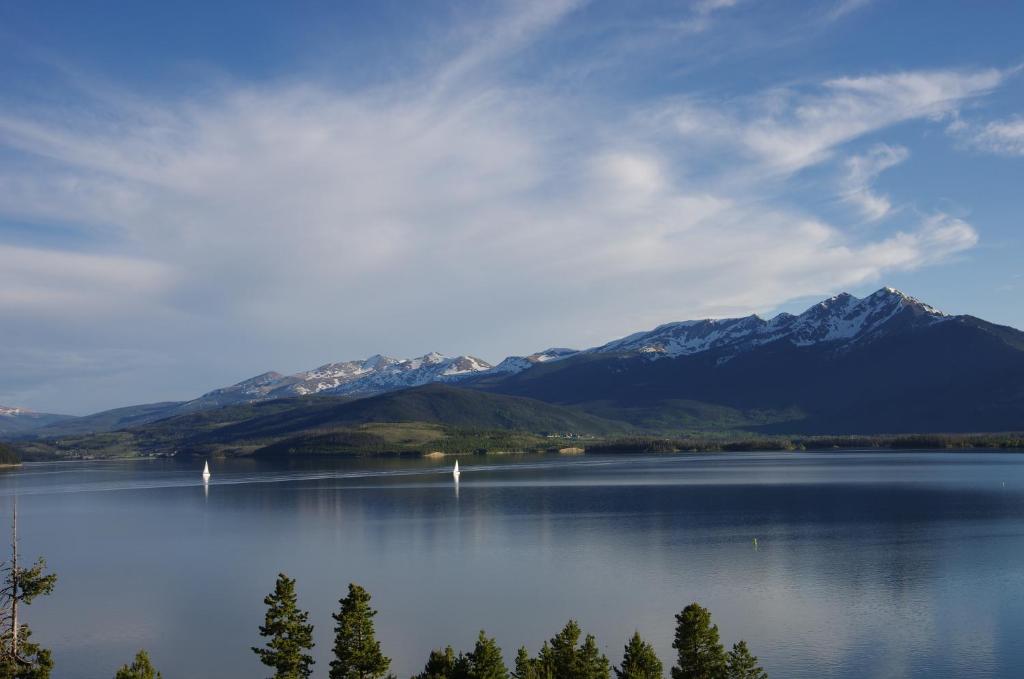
[
  {"left": 10, "top": 441, "right": 1024, "bottom": 464},
  {"left": 6, "top": 421, "right": 1023, "bottom": 463}
]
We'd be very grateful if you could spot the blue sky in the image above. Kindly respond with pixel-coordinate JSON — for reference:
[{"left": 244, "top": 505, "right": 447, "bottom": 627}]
[{"left": 1, "top": 0, "right": 1022, "bottom": 414}]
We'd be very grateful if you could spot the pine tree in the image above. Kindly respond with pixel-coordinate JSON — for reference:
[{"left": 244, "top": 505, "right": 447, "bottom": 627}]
[
  {"left": 466, "top": 631, "right": 508, "bottom": 679},
  {"left": 513, "top": 648, "right": 530, "bottom": 679},
  {"left": 251, "top": 573, "right": 315, "bottom": 679},
  {"left": 578, "top": 634, "right": 611, "bottom": 679},
  {"left": 114, "top": 650, "right": 162, "bottom": 679},
  {"left": 0, "top": 625, "right": 52, "bottom": 679},
  {"left": 671, "top": 603, "right": 726, "bottom": 679},
  {"left": 538, "top": 621, "right": 578, "bottom": 679},
  {"left": 413, "top": 646, "right": 466, "bottom": 679},
  {"left": 724, "top": 642, "right": 766, "bottom": 679},
  {"left": 512, "top": 647, "right": 546, "bottom": 679},
  {"left": 536, "top": 620, "right": 610, "bottom": 679},
  {"left": 0, "top": 501, "right": 56, "bottom": 679},
  {"left": 329, "top": 583, "right": 390, "bottom": 679},
  {"left": 615, "top": 632, "right": 662, "bottom": 679}
]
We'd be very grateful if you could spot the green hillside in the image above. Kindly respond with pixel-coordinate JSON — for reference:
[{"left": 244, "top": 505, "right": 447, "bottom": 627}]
[
  {"left": 253, "top": 423, "right": 560, "bottom": 457},
  {"left": 21, "top": 385, "right": 629, "bottom": 459}
]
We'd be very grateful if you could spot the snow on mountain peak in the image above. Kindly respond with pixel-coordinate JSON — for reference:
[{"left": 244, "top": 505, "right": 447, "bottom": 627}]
[
  {"left": 193, "top": 351, "right": 498, "bottom": 406},
  {"left": 489, "top": 347, "right": 580, "bottom": 374},
  {"left": 361, "top": 354, "right": 396, "bottom": 371},
  {"left": 182, "top": 287, "right": 951, "bottom": 405},
  {"left": 868, "top": 287, "right": 947, "bottom": 316},
  {"left": 320, "top": 353, "right": 493, "bottom": 395},
  {"left": 582, "top": 287, "right": 950, "bottom": 361}
]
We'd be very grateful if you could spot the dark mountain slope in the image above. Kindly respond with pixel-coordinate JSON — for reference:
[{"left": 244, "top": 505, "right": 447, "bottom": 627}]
[
  {"left": 30, "top": 402, "right": 184, "bottom": 437},
  {"left": 478, "top": 314, "right": 1024, "bottom": 434}
]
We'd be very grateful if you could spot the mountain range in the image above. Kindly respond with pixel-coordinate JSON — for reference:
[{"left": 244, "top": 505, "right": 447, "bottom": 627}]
[
  {"left": 5, "top": 287, "right": 1024, "bottom": 440},
  {"left": 473, "top": 288, "right": 1024, "bottom": 434}
]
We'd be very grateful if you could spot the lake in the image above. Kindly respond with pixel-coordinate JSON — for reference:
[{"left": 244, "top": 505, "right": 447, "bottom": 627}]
[{"left": 2, "top": 451, "right": 1023, "bottom": 678}]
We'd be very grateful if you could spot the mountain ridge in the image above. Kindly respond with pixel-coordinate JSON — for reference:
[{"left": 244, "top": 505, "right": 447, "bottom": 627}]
[
  {"left": 183, "top": 287, "right": 971, "bottom": 410},
  {"left": 475, "top": 301, "right": 1024, "bottom": 434},
  {"left": 8, "top": 287, "right": 1024, "bottom": 438}
]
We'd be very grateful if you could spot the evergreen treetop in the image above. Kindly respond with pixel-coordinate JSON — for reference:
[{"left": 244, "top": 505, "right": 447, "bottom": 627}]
[
  {"left": 329, "top": 583, "right": 390, "bottom": 679},
  {"left": 251, "top": 573, "right": 315, "bottom": 679},
  {"left": 534, "top": 620, "right": 610, "bottom": 679},
  {"left": 671, "top": 603, "right": 726, "bottom": 679},
  {"left": 725, "top": 642, "right": 767, "bottom": 679},
  {"left": 413, "top": 646, "right": 466, "bottom": 679},
  {"left": 512, "top": 646, "right": 549, "bottom": 679},
  {"left": 114, "top": 650, "right": 162, "bottom": 679},
  {"left": 466, "top": 631, "right": 508, "bottom": 679},
  {"left": 615, "top": 632, "right": 663, "bottom": 679}
]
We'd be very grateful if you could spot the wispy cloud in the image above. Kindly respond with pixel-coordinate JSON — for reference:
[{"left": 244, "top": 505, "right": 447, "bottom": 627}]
[
  {"left": 963, "top": 115, "right": 1024, "bottom": 156},
  {"left": 672, "top": 69, "right": 1003, "bottom": 174},
  {"left": 676, "top": 0, "right": 741, "bottom": 34},
  {"left": 0, "top": 244, "right": 172, "bottom": 311},
  {"left": 824, "top": 0, "right": 874, "bottom": 23},
  {"left": 840, "top": 144, "right": 908, "bottom": 221},
  {"left": 434, "top": 0, "right": 585, "bottom": 91}
]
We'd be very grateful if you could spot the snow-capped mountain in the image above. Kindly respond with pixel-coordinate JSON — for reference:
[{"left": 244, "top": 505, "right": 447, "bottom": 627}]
[
  {"left": 181, "top": 352, "right": 494, "bottom": 410},
  {"left": 11, "top": 286, "right": 1024, "bottom": 438},
  {"left": 284, "top": 355, "right": 403, "bottom": 396},
  {"left": 587, "top": 287, "right": 949, "bottom": 360},
  {"left": 489, "top": 348, "right": 579, "bottom": 374},
  {"left": 479, "top": 287, "right": 951, "bottom": 378},
  {"left": 307, "top": 352, "right": 492, "bottom": 397},
  {"left": 187, "top": 288, "right": 956, "bottom": 406},
  {"left": 482, "top": 286, "right": 1024, "bottom": 434}
]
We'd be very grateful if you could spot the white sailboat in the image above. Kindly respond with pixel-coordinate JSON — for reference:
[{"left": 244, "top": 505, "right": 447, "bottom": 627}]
[
  {"left": 202, "top": 460, "right": 211, "bottom": 482},
  {"left": 452, "top": 459, "right": 461, "bottom": 481}
]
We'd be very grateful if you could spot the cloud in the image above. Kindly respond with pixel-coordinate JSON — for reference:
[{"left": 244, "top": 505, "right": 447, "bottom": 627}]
[
  {"left": 676, "top": 0, "right": 741, "bottom": 34},
  {"left": 672, "top": 69, "right": 1002, "bottom": 173},
  {"left": 0, "top": 244, "right": 172, "bottom": 312},
  {"left": 963, "top": 115, "right": 1024, "bottom": 156},
  {"left": 840, "top": 144, "right": 909, "bottom": 221},
  {"left": 861, "top": 212, "right": 978, "bottom": 269},
  {"left": 825, "top": 0, "right": 874, "bottom": 22},
  {"left": 0, "top": 5, "right": 998, "bottom": 411},
  {"left": 434, "top": 0, "right": 584, "bottom": 90}
]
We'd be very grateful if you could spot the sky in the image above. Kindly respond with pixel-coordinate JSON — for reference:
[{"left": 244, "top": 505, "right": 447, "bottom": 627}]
[{"left": 0, "top": 0, "right": 1022, "bottom": 415}]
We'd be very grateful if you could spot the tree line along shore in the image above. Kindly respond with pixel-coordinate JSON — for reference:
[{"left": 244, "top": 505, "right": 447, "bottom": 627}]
[{"left": 5, "top": 428, "right": 1024, "bottom": 462}]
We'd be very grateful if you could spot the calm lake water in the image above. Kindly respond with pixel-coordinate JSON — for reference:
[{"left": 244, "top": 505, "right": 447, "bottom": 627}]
[{"left": 2, "top": 451, "right": 1023, "bottom": 678}]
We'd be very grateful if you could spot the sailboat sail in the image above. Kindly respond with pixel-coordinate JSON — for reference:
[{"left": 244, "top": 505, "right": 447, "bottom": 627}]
[
  {"left": 202, "top": 460, "right": 211, "bottom": 481},
  {"left": 452, "top": 459, "right": 460, "bottom": 480}
]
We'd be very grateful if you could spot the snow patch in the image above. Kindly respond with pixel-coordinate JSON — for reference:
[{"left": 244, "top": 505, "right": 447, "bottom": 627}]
[{"left": 586, "top": 287, "right": 949, "bottom": 360}]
